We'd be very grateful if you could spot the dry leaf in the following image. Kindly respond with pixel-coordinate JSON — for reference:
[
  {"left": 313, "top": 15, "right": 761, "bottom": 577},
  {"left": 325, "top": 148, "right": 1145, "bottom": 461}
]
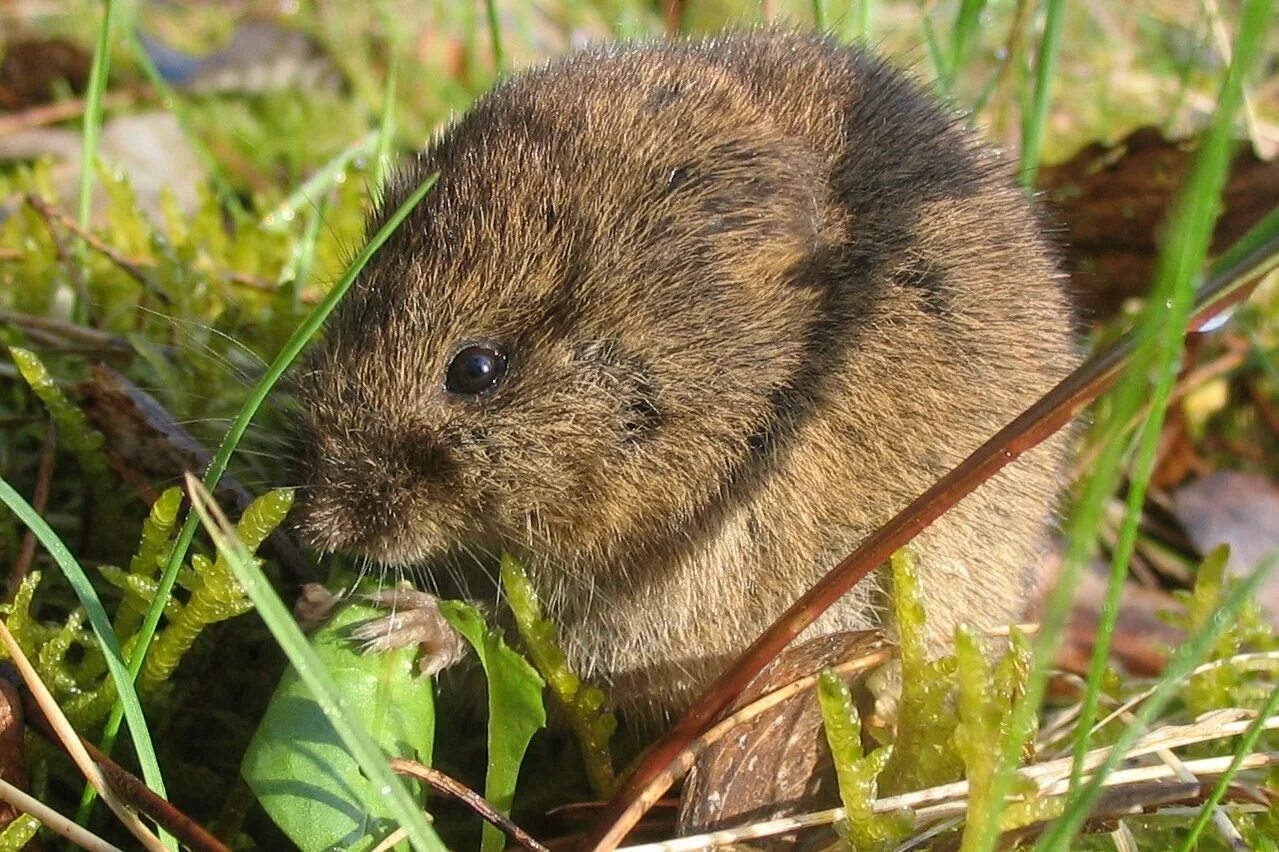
[
  {"left": 1173, "top": 470, "right": 1279, "bottom": 624},
  {"left": 677, "top": 631, "right": 888, "bottom": 849},
  {"left": 1040, "top": 126, "right": 1279, "bottom": 319}
]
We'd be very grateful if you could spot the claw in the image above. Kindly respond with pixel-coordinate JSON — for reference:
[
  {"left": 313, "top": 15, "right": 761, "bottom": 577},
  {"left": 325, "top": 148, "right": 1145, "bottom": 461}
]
[{"left": 354, "top": 586, "right": 467, "bottom": 676}]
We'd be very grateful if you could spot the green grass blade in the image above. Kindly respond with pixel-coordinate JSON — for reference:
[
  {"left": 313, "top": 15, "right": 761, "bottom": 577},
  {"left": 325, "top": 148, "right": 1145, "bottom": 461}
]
[
  {"left": 374, "top": 4, "right": 401, "bottom": 192},
  {"left": 1018, "top": 0, "right": 1066, "bottom": 187},
  {"left": 486, "top": 0, "right": 505, "bottom": 72},
  {"left": 185, "top": 477, "right": 445, "bottom": 852},
  {"left": 75, "top": 0, "right": 117, "bottom": 323},
  {"left": 832, "top": 0, "right": 873, "bottom": 43},
  {"left": 262, "top": 130, "right": 380, "bottom": 231},
  {"left": 1038, "top": 558, "right": 1275, "bottom": 849},
  {"left": 945, "top": 0, "right": 988, "bottom": 91},
  {"left": 1200, "top": 205, "right": 1279, "bottom": 298},
  {"left": 920, "top": 18, "right": 947, "bottom": 89},
  {"left": 89, "top": 173, "right": 438, "bottom": 811},
  {"left": 1176, "top": 680, "right": 1279, "bottom": 851},
  {"left": 374, "top": 65, "right": 398, "bottom": 193},
  {"left": 1064, "top": 398, "right": 1172, "bottom": 786},
  {"left": 279, "top": 194, "right": 329, "bottom": 314},
  {"left": 1067, "top": 0, "right": 1275, "bottom": 796},
  {"left": 812, "top": 0, "right": 827, "bottom": 29},
  {"left": 854, "top": 0, "right": 873, "bottom": 42},
  {"left": 0, "top": 478, "right": 168, "bottom": 804}
]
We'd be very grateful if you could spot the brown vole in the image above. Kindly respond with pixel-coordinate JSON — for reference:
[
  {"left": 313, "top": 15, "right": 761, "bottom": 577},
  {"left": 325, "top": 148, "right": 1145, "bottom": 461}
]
[{"left": 290, "top": 31, "right": 1077, "bottom": 716}]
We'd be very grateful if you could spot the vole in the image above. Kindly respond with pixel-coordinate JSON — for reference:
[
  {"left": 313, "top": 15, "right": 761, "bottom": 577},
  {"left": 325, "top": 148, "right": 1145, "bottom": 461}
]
[{"left": 290, "top": 30, "right": 1078, "bottom": 717}]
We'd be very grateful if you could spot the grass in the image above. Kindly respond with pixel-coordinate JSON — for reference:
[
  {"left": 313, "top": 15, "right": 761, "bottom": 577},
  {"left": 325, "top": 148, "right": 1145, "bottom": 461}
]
[
  {"left": 1068, "top": 0, "right": 1276, "bottom": 794},
  {"left": 0, "top": 478, "right": 168, "bottom": 815},
  {"left": 73, "top": 0, "right": 116, "bottom": 325},
  {"left": 1177, "top": 679, "right": 1279, "bottom": 851},
  {"left": 976, "top": 0, "right": 1277, "bottom": 841},
  {"left": 1, "top": 1, "right": 1278, "bottom": 849},
  {"left": 1018, "top": 0, "right": 1066, "bottom": 187}
]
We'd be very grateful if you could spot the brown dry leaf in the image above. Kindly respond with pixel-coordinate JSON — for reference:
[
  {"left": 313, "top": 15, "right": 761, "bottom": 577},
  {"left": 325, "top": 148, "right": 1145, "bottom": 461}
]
[
  {"left": 0, "top": 37, "right": 91, "bottom": 111},
  {"left": 1035, "top": 555, "right": 1183, "bottom": 678},
  {"left": 78, "top": 364, "right": 232, "bottom": 499},
  {"left": 1173, "top": 470, "right": 1279, "bottom": 624},
  {"left": 1040, "top": 126, "right": 1279, "bottom": 319},
  {"left": 677, "top": 630, "right": 888, "bottom": 849}
]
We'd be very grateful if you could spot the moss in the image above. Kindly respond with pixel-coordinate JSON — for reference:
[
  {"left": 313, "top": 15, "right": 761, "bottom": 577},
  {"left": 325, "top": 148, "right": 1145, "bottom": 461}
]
[
  {"left": 818, "top": 668, "right": 912, "bottom": 849},
  {"left": 880, "top": 548, "right": 964, "bottom": 795}
]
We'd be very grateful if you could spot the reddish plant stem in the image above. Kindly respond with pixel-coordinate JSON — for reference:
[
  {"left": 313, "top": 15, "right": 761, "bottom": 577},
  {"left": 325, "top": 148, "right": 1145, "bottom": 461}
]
[
  {"left": 390, "top": 758, "right": 549, "bottom": 852},
  {"left": 9, "top": 418, "right": 55, "bottom": 598}
]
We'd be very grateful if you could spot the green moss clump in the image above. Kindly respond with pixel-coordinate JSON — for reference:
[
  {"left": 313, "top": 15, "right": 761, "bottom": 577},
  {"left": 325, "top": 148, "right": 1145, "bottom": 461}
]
[
  {"left": 8, "top": 347, "right": 109, "bottom": 481},
  {"left": 139, "top": 488, "right": 293, "bottom": 692},
  {"left": 0, "top": 488, "right": 291, "bottom": 730},
  {"left": 1, "top": 572, "right": 104, "bottom": 729},
  {"left": 1173, "top": 545, "right": 1279, "bottom": 718},
  {"left": 879, "top": 548, "right": 964, "bottom": 795},
  {"left": 818, "top": 668, "right": 912, "bottom": 849},
  {"left": 103, "top": 486, "right": 183, "bottom": 638},
  {"left": 955, "top": 626, "right": 1054, "bottom": 848},
  {"left": 0, "top": 814, "right": 42, "bottom": 850}
]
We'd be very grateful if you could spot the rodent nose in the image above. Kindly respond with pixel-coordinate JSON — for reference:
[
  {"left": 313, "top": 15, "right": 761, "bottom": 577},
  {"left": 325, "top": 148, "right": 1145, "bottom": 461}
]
[{"left": 301, "top": 429, "right": 456, "bottom": 547}]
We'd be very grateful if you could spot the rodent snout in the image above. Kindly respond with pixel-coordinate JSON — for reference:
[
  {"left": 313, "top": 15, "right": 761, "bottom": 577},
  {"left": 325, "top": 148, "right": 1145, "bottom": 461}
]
[{"left": 290, "top": 426, "right": 466, "bottom": 563}]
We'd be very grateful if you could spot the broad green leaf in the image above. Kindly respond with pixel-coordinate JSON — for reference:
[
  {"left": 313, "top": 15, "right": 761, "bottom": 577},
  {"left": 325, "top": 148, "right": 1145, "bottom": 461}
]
[
  {"left": 439, "top": 600, "right": 546, "bottom": 852},
  {"left": 243, "top": 602, "right": 436, "bottom": 852}
]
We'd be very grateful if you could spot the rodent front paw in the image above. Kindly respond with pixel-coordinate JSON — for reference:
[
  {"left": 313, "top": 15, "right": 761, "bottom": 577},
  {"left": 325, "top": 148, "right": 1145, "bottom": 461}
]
[{"left": 353, "top": 587, "right": 467, "bottom": 677}]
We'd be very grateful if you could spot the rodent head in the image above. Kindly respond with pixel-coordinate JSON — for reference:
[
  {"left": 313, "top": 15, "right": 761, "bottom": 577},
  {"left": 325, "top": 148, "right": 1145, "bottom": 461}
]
[{"left": 292, "top": 48, "right": 825, "bottom": 569}]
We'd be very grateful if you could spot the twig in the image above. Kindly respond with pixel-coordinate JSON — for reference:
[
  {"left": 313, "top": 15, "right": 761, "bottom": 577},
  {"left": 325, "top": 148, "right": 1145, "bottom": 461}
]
[
  {"left": 25, "top": 194, "right": 167, "bottom": 303},
  {"left": 9, "top": 417, "right": 56, "bottom": 597},
  {"left": 24, "top": 191, "right": 73, "bottom": 268},
  {"left": 581, "top": 216, "right": 1279, "bottom": 852},
  {"left": 0, "top": 88, "right": 142, "bottom": 137},
  {"left": 14, "top": 199, "right": 282, "bottom": 302},
  {"left": 22, "top": 190, "right": 90, "bottom": 316},
  {"left": 1085, "top": 651, "right": 1279, "bottom": 744},
  {"left": 0, "top": 248, "right": 20, "bottom": 261},
  {"left": 0, "top": 775, "right": 123, "bottom": 852},
  {"left": 390, "top": 758, "right": 550, "bottom": 852},
  {"left": 15, "top": 662, "right": 234, "bottom": 851},
  {"left": 1248, "top": 379, "right": 1279, "bottom": 440},
  {"left": 0, "top": 310, "right": 131, "bottom": 351},
  {"left": 617, "top": 746, "right": 1279, "bottom": 852},
  {"left": 1117, "top": 709, "right": 1245, "bottom": 850},
  {"left": 20, "top": 195, "right": 283, "bottom": 302},
  {"left": 0, "top": 620, "right": 168, "bottom": 851}
]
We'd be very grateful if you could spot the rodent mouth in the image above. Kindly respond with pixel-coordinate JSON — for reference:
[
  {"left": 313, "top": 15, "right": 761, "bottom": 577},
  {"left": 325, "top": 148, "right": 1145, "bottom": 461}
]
[
  {"left": 291, "top": 497, "right": 404, "bottom": 562},
  {"left": 291, "top": 490, "right": 474, "bottom": 568}
]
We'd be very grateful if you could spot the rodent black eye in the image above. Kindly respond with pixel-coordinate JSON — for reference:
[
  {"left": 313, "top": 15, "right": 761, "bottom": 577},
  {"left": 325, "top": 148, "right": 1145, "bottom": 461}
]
[{"left": 445, "top": 344, "right": 507, "bottom": 396}]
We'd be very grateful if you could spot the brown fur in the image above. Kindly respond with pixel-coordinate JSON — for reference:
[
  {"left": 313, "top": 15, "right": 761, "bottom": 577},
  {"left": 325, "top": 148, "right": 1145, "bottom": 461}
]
[{"left": 290, "top": 31, "right": 1078, "bottom": 717}]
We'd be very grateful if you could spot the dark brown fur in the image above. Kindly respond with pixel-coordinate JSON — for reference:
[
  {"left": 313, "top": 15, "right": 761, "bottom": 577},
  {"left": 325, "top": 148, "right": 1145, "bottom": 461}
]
[{"left": 291, "top": 31, "right": 1078, "bottom": 715}]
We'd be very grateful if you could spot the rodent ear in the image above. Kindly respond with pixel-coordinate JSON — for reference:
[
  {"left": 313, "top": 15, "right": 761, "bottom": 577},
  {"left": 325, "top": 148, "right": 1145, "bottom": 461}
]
[{"left": 693, "top": 137, "right": 822, "bottom": 278}]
